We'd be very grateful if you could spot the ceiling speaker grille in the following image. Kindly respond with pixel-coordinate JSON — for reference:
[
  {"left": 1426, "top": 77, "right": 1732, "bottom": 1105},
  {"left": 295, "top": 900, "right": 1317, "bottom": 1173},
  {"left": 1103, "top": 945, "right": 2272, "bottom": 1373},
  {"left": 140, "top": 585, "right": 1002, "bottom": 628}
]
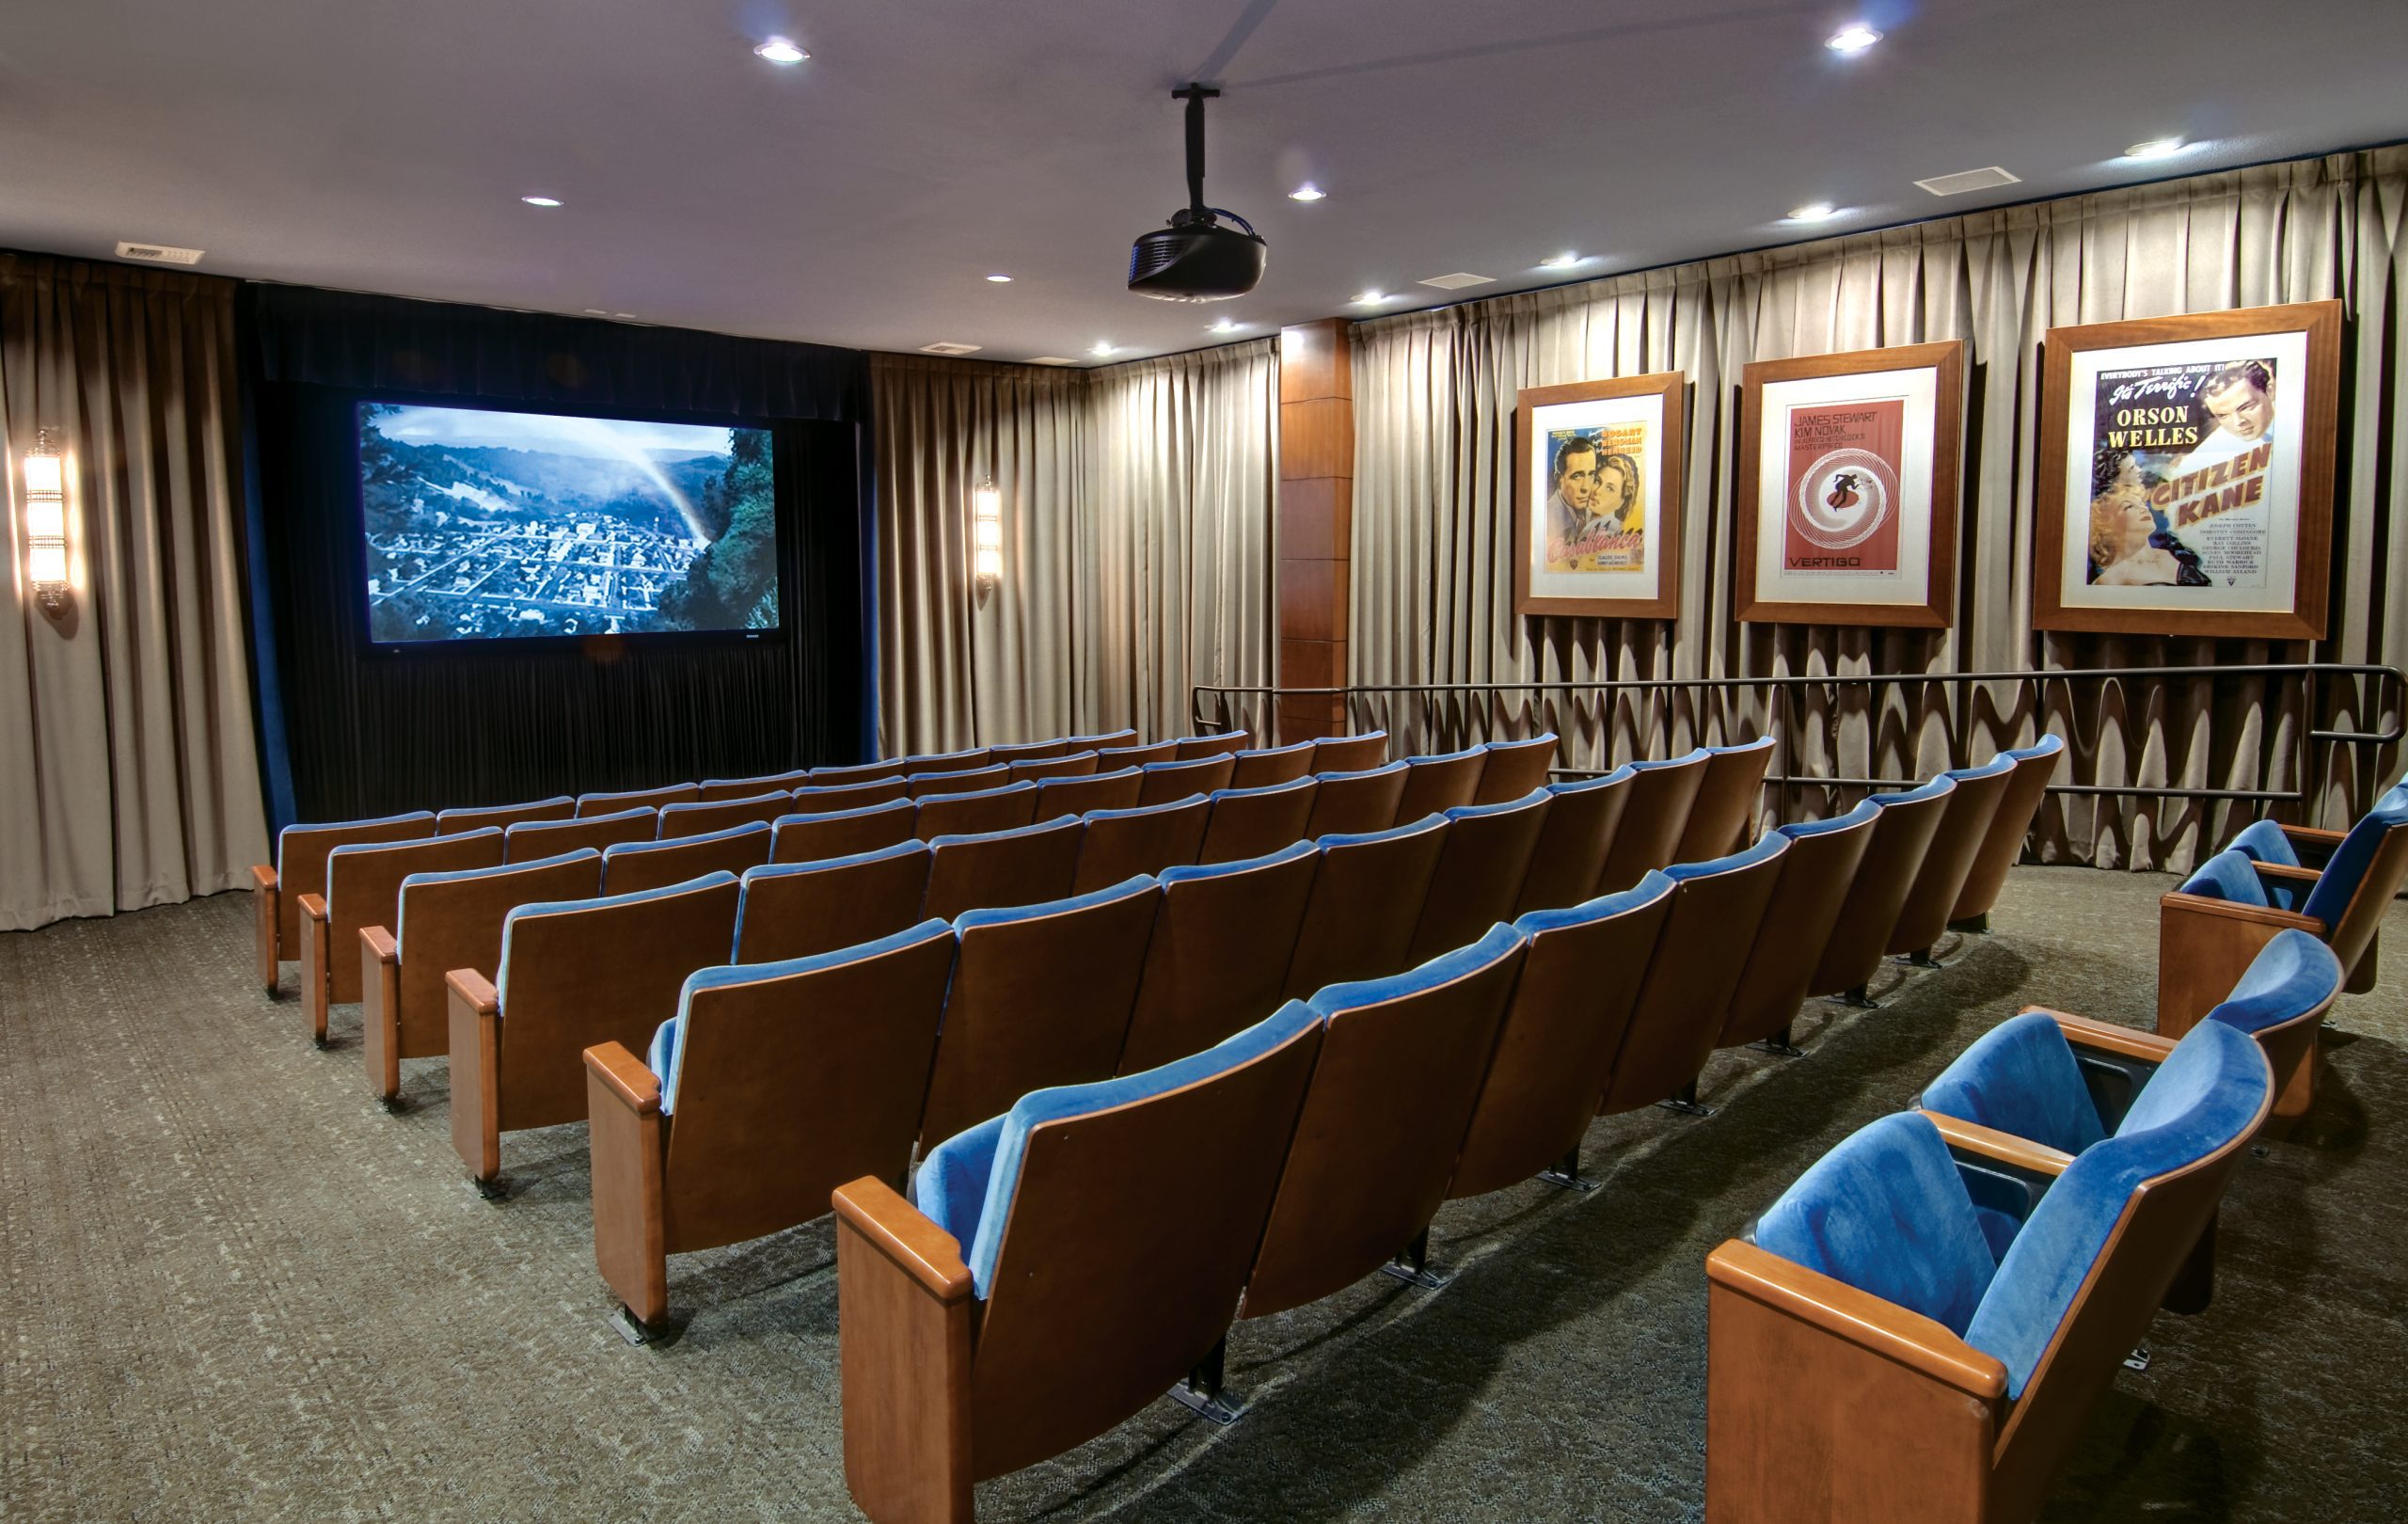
[
  {"left": 919, "top": 341, "right": 983, "bottom": 357},
  {"left": 115, "top": 240, "right": 204, "bottom": 264},
  {"left": 1913, "top": 167, "right": 2022, "bottom": 197}
]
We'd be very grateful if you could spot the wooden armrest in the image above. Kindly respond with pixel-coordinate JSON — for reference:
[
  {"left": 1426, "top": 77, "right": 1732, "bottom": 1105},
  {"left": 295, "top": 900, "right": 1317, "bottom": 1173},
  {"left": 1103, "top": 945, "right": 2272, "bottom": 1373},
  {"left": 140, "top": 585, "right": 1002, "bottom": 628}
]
[
  {"left": 1706, "top": 1240, "right": 2006, "bottom": 1400},
  {"left": 296, "top": 892, "right": 328, "bottom": 923},
  {"left": 2256, "top": 861, "right": 2323, "bottom": 888},
  {"left": 2027, "top": 1008, "right": 2177, "bottom": 1062},
  {"left": 360, "top": 924, "right": 398, "bottom": 964},
  {"left": 1921, "top": 1111, "right": 2074, "bottom": 1178},
  {"left": 2282, "top": 824, "right": 2346, "bottom": 848},
  {"left": 583, "top": 1041, "right": 660, "bottom": 1115},
  {"left": 445, "top": 967, "right": 499, "bottom": 1017},
  {"left": 250, "top": 864, "right": 277, "bottom": 892},
  {"left": 832, "top": 1176, "right": 973, "bottom": 1303},
  {"left": 2159, "top": 889, "right": 2324, "bottom": 935}
]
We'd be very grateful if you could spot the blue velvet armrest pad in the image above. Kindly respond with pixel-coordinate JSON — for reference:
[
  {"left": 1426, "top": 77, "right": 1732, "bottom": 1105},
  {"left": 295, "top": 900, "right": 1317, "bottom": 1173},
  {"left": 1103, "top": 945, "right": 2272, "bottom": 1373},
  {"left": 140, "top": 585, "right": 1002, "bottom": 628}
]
[
  {"left": 772, "top": 798, "right": 917, "bottom": 829},
  {"left": 2204, "top": 928, "right": 2342, "bottom": 1035},
  {"left": 2004, "top": 735, "right": 2067, "bottom": 763},
  {"left": 1708, "top": 736, "right": 1775, "bottom": 757},
  {"left": 744, "top": 838, "right": 928, "bottom": 884},
  {"left": 1920, "top": 1012, "right": 2108, "bottom": 1156}
]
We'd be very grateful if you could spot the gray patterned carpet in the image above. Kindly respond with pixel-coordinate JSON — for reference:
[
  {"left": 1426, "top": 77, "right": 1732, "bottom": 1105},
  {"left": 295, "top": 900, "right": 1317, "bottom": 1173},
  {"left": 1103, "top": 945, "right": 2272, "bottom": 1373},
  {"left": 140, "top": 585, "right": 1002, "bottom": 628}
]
[{"left": 2, "top": 866, "right": 2402, "bottom": 1522}]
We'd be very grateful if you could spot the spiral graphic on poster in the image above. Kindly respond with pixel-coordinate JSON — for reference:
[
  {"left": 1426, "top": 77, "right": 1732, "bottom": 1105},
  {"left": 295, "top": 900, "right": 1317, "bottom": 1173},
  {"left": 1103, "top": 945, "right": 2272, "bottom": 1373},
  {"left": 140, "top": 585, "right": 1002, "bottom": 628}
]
[{"left": 1792, "top": 447, "right": 1893, "bottom": 551}]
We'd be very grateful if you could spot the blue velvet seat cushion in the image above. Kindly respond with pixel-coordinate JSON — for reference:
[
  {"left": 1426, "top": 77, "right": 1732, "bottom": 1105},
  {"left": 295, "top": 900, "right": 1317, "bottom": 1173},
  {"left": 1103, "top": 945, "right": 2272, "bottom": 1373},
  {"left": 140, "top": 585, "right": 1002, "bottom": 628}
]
[
  {"left": 278, "top": 808, "right": 436, "bottom": 876},
  {"left": 2205, "top": 928, "right": 2342, "bottom": 1034},
  {"left": 647, "top": 917, "right": 954, "bottom": 1115},
  {"left": 1304, "top": 920, "right": 1525, "bottom": 1020},
  {"left": 1157, "top": 838, "right": 1319, "bottom": 887},
  {"left": 1753, "top": 1111, "right": 1999, "bottom": 1338},
  {"left": 2177, "top": 847, "right": 2274, "bottom": 909},
  {"left": 394, "top": 848, "right": 599, "bottom": 959},
  {"left": 1442, "top": 789, "right": 1549, "bottom": 824},
  {"left": 497, "top": 869, "right": 739, "bottom": 1011},
  {"left": 1662, "top": 829, "right": 1787, "bottom": 882},
  {"left": 916, "top": 998, "right": 1324, "bottom": 1297},
  {"left": 608, "top": 818, "right": 771, "bottom": 856},
  {"left": 1965, "top": 1019, "right": 2267, "bottom": 1398},
  {"left": 1512, "top": 869, "right": 1675, "bottom": 938},
  {"left": 1777, "top": 799, "right": 1880, "bottom": 842},
  {"left": 1921, "top": 1013, "right": 2108, "bottom": 1158},
  {"left": 1870, "top": 774, "right": 1956, "bottom": 810}
]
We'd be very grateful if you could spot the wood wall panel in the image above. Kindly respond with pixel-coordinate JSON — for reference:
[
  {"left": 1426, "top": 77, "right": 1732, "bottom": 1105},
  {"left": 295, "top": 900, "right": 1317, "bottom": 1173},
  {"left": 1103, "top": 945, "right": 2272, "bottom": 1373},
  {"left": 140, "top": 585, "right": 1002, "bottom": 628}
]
[{"left": 1277, "top": 319, "right": 1354, "bottom": 740}]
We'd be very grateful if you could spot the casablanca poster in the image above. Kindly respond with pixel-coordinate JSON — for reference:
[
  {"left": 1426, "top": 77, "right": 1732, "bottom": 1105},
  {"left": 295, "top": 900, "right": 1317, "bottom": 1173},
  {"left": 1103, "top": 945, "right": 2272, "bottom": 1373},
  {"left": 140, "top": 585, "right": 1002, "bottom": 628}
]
[{"left": 1513, "top": 373, "right": 1686, "bottom": 620}]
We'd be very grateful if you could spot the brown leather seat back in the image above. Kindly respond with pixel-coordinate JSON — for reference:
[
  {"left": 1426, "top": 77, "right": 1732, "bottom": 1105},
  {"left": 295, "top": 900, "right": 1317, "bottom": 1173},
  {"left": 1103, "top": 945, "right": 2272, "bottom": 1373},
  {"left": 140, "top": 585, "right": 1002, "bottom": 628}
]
[
  {"left": 1006, "top": 750, "right": 1101, "bottom": 784},
  {"left": 1283, "top": 814, "right": 1450, "bottom": 998},
  {"left": 914, "top": 782, "right": 1041, "bottom": 842},
  {"left": 436, "top": 797, "right": 573, "bottom": 834},
  {"left": 1597, "top": 748, "right": 1709, "bottom": 892},
  {"left": 987, "top": 738, "right": 1071, "bottom": 766},
  {"left": 695, "top": 769, "right": 812, "bottom": 803},
  {"left": 735, "top": 842, "right": 932, "bottom": 963},
  {"left": 659, "top": 920, "right": 958, "bottom": 1253},
  {"left": 390, "top": 848, "right": 600, "bottom": 1058},
  {"left": 578, "top": 783, "right": 700, "bottom": 818},
  {"left": 656, "top": 790, "right": 795, "bottom": 839},
  {"left": 1033, "top": 767, "right": 1143, "bottom": 818},
  {"left": 1717, "top": 803, "right": 1879, "bottom": 1050},
  {"left": 1196, "top": 776, "right": 1319, "bottom": 865},
  {"left": 602, "top": 821, "right": 773, "bottom": 896},
  {"left": 495, "top": 872, "right": 742, "bottom": 1132},
  {"left": 1885, "top": 759, "right": 2016, "bottom": 956},
  {"left": 916, "top": 878, "right": 1163, "bottom": 1147},
  {"left": 1448, "top": 877, "right": 1674, "bottom": 1199},
  {"left": 1513, "top": 770, "right": 1634, "bottom": 914},
  {"left": 1119, "top": 843, "right": 1321, "bottom": 1074},
  {"left": 505, "top": 806, "right": 657, "bottom": 863},
  {"left": 1135, "top": 755, "right": 1236, "bottom": 806},
  {"left": 1471, "top": 733, "right": 1559, "bottom": 804},
  {"left": 788, "top": 776, "right": 910, "bottom": 814},
  {"left": 963, "top": 1012, "right": 1323, "bottom": 1480},
  {"left": 1072, "top": 796, "right": 1212, "bottom": 896},
  {"left": 922, "top": 816, "right": 1084, "bottom": 922},
  {"left": 1095, "top": 740, "right": 1177, "bottom": 769},
  {"left": 1243, "top": 926, "right": 1527, "bottom": 1318},
  {"left": 908, "top": 764, "right": 1012, "bottom": 799},
  {"left": 1407, "top": 790, "right": 1552, "bottom": 963},
  {"left": 768, "top": 798, "right": 918, "bottom": 865},
  {"left": 1301, "top": 761, "right": 1410, "bottom": 839},
  {"left": 276, "top": 811, "right": 436, "bottom": 948},
  {"left": 1950, "top": 737, "right": 2066, "bottom": 926},
  {"left": 1394, "top": 747, "right": 1489, "bottom": 823},
  {"left": 1810, "top": 778, "right": 1956, "bottom": 995},
  {"left": 1599, "top": 833, "right": 1790, "bottom": 1113},
  {"left": 1308, "top": 731, "right": 1389, "bottom": 773},
  {"left": 1227, "top": 739, "right": 1316, "bottom": 789},
  {"left": 325, "top": 830, "right": 504, "bottom": 1002},
  {"left": 1676, "top": 736, "right": 1776, "bottom": 862},
  {"left": 1172, "top": 730, "right": 1252, "bottom": 760}
]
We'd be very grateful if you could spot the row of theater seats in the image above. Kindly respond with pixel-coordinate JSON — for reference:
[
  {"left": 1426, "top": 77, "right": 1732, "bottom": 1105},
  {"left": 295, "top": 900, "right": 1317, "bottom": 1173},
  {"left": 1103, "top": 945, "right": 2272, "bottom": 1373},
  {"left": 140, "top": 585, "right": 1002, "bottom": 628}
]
[{"left": 817, "top": 739, "right": 2073, "bottom": 1523}]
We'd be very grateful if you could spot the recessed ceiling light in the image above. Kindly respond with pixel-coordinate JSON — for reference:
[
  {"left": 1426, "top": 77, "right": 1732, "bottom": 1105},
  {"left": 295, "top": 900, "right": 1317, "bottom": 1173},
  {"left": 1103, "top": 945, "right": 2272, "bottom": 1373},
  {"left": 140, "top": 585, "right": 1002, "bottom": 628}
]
[
  {"left": 1825, "top": 24, "right": 1882, "bottom": 52},
  {"left": 1784, "top": 202, "right": 1839, "bottom": 223},
  {"left": 1090, "top": 341, "right": 1116, "bottom": 357},
  {"left": 611, "top": 312, "right": 637, "bottom": 320},
  {"left": 1540, "top": 252, "right": 1582, "bottom": 268},
  {"left": 1289, "top": 183, "right": 1326, "bottom": 201},
  {"left": 985, "top": 274, "right": 1013, "bottom": 283},
  {"left": 521, "top": 195, "right": 563, "bottom": 208},
  {"left": 753, "top": 37, "right": 809, "bottom": 64},
  {"left": 1354, "top": 291, "right": 1390, "bottom": 306},
  {"left": 581, "top": 308, "right": 609, "bottom": 316},
  {"left": 1210, "top": 319, "right": 1242, "bottom": 333},
  {"left": 2124, "top": 137, "right": 2187, "bottom": 161}
]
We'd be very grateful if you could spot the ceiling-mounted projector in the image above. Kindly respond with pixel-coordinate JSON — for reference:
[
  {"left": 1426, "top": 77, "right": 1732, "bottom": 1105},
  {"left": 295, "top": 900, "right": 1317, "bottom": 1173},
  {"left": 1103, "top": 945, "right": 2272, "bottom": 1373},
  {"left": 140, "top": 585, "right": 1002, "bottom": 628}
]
[{"left": 1128, "top": 84, "right": 1266, "bottom": 302}]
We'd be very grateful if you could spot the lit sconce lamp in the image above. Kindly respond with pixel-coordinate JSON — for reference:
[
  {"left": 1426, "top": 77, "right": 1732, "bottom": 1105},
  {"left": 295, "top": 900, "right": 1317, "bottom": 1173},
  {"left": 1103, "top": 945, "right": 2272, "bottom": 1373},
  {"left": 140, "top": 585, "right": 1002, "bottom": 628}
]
[
  {"left": 20, "top": 429, "right": 71, "bottom": 616},
  {"left": 972, "top": 481, "right": 1003, "bottom": 586}
]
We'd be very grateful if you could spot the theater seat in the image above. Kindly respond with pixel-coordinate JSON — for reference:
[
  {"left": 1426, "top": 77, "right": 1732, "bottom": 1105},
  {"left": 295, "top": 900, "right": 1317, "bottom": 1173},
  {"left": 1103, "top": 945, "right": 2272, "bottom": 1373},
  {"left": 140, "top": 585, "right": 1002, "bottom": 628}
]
[
  {"left": 299, "top": 829, "right": 504, "bottom": 1044},
  {"left": 1448, "top": 874, "right": 1676, "bottom": 1199},
  {"left": 768, "top": 798, "right": 919, "bottom": 865},
  {"left": 695, "top": 769, "right": 812, "bottom": 803},
  {"left": 1119, "top": 842, "right": 1321, "bottom": 1075},
  {"left": 1597, "top": 747, "right": 1708, "bottom": 893},
  {"left": 1808, "top": 775, "right": 1956, "bottom": 1004},
  {"left": 1227, "top": 738, "right": 1316, "bottom": 789},
  {"left": 833, "top": 1004, "right": 1322, "bottom": 1521},
  {"left": 1172, "top": 730, "right": 1253, "bottom": 760},
  {"left": 504, "top": 805, "right": 657, "bottom": 863},
  {"left": 1196, "top": 777, "right": 1318, "bottom": 865},
  {"left": 1283, "top": 814, "right": 1450, "bottom": 998},
  {"left": 1598, "top": 833, "right": 1790, "bottom": 1116},
  {"left": 920, "top": 816, "right": 1084, "bottom": 922},
  {"left": 806, "top": 758, "right": 911, "bottom": 787},
  {"left": 1707, "top": 1030, "right": 2270, "bottom": 1524},
  {"left": 1243, "top": 924, "right": 1528, "bottom": 1317},
  {"left": 1512, "top": 768, "right": 1634, "bottom": 915},
  {"left": 1072, "top": 795, "right": 1211, "bottom": 894},
  {"left": 603, "top": 820, "right": 773, "bottom": 896},
  {"left": 915, "top": 877, "right": 1162, "bottom": 1148},
  {"left": 1471, "top": 732, "right": 1559, "bottom": 804},
  {"left": 1301, "top": 760, "right": 1409, "bottom": 838},
  {"left": 1095, "top": 740, "right": 1177, "bottom": 769},
  {"left": 436, "top": 796, "right": 575, "bottom": 834},
  {"left": 1675, "top": 735, "right": 1775, "bottom": 862},
  {"left": 360, "top": 848, "right": 601, "bottom": 1105},
  {"left": 908, "top": 764, "right": 1012, "bottom": 799},
  {"left": 787, "top": 776, "right": 911, "bottom": 813},
  {"left": 1948, "top": 735, "right": 2066, "bottom": 932},
  {"left": 657, "top": 790, "right": 795, "bottom": 840},
  {"left": 1714, "top": 801, "right": 1879, "bottom": 1054},
  {"left": 901, "top": 747, "right": 992, "bottom": 776},
  {"left": 1407, "top": 790, "right": 1550, "bottom": 963},
  {"left": 736, "top": 842, "right": 933, "bottom": 964},
  {"left": 586, "top": 919, "right": 958, "bottom": 1333},
  {"left": 1393, "top": 745, "right": 1488, "bottom": 823},
  {"left": 1136, "top": 754, "right": 1236, "bottom": 805},
  {"left": 2175, "top": 789, "right": 2408, "bottom": 1010},
  {"left": 1033, "top": 766, "right": 1143, "bottom": 818},
  {"left": 578, "top": 783, "right": 701, "bottom": 817},
  {"left": 1309, "top": 730, "right": 1389, "bottom": 773},
  {"left": 1005, "top": 751, "right": 1100, "bottom": 785},
  {"left": 914, "top": 781, "right": 1040, "bottom": 840},
  {"left": 448, "top": 870, "right": 743, "bottom": 1192},
  {"left": 1886, "top": 754, "right": 2016, "bottom": 961},
  {"left": 986, "top": 738, "right": 1071, "bottom": 766},
  {"left": 252, "top": 809, "right": 436, "bottom": 993},
  {"left": 1060, "top": 727, "right": 1138, "bottom": 754}
]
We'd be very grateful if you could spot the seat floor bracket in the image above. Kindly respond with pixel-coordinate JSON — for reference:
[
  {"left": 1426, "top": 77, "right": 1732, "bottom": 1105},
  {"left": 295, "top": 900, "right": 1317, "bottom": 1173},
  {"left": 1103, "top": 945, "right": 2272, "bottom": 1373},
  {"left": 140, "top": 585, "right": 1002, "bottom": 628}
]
[
  {"left": 1535, "top": 1148, "right": 1597, "bottom": 1192},
  {"left": 1167, "top": 1339, "right": 1243, "bottom": 1425},
  {"left": 1382, "top": 1230, "right": 1452, "bottom": 1291}
]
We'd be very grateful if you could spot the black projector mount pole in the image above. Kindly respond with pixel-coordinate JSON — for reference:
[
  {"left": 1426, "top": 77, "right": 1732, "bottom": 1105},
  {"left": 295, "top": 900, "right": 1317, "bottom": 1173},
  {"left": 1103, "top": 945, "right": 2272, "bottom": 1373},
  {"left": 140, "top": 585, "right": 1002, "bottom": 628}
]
[{"left": 1173, "top": 83, "right": 1219, "bottom": 228}]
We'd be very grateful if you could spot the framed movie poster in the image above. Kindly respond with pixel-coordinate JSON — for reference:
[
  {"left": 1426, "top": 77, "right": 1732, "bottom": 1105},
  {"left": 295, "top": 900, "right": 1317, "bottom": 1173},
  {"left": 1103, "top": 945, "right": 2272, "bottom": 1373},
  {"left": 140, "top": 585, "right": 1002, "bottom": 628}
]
[
  {"left": 1512, "top": 372, "right": 1687, "bottom": 620},
  {"left": 2035, "top": 300, "right": 2340, "bottom": 640},
  {"left": 1734, "top": 341, "right": 1964, "bottom": 628}
]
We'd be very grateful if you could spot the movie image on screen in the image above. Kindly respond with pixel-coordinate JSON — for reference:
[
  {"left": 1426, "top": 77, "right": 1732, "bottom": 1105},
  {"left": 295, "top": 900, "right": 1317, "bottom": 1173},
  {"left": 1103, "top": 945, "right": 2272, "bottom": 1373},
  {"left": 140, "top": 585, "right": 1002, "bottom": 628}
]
[{"left": 359, "top": 402, "right": 779, "bottom": 643}]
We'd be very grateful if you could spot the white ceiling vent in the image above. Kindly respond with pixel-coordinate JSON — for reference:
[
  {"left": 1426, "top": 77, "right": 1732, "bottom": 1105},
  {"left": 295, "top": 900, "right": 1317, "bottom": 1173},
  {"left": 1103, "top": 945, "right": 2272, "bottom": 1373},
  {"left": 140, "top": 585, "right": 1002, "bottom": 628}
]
[
  {"left": 115, "top": 240, "right": 204, "bottom": 265},
  {"left": 1027, "top": 357, "right": 1076, "bottom": 365},
  {"left": 1913, "top": 167, "right": 2021, "bottom": 197},
  {"left": 1419, "top": 271, "right": 1495, "bottom": 290},
  {"left": 918, "top": 341, "right": 983, "bottom": 356}
]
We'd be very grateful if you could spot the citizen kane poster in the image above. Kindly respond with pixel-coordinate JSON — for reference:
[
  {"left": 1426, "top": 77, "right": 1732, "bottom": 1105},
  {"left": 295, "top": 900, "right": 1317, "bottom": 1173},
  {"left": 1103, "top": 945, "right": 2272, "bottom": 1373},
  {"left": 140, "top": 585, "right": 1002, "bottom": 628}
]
[
  {"left": 2081, "top": 354, "right": 2285, "bottom": 595},
  {"left": 1781, "top": 399, "right": 1903, "bottom": 577},
  {"left": 1542, "top": 422, "right": 1649, "bottom": 575}
]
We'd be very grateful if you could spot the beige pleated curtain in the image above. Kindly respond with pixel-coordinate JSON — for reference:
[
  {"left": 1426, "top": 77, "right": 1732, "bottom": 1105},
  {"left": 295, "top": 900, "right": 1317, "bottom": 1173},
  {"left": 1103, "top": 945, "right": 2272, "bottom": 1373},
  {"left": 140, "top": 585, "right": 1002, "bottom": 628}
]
[
  {"left": 1, "top": 254, "right": 269, "bottom": 931},
  {"left": 1351, "top": 147, "right": 2408, "bottom": 872},
  {"left": 871, "top": 341, "right": 1277, "bottom": 755}
]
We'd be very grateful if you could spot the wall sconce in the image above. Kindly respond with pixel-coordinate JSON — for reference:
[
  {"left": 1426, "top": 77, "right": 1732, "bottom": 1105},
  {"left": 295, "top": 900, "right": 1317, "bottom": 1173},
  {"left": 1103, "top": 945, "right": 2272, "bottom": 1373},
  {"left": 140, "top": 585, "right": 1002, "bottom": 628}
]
[
  {"left": 20, "top": 429, "right": 71, "bottom": 616},
  {"left": 971, "top": 481, "right": 1003, "bottom": 586}
]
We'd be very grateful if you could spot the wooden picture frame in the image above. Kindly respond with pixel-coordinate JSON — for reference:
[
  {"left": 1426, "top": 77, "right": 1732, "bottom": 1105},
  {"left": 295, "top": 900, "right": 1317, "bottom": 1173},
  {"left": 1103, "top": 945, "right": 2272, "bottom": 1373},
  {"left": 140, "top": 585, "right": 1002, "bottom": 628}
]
[
  {"left": 2034, "top": 300, "right": 2340, "bottom": 640},
  {"left": 1734, "top": 341, "right": 1964, "bottom": 629},
  {"left": 1512, "top": 372, "right": 1686, "bottom": 620}
]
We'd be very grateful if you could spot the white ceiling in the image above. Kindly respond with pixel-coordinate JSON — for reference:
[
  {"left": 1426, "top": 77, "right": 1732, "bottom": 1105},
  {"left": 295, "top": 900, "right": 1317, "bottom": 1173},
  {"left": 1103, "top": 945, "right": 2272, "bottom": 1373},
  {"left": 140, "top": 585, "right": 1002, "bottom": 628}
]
[{"left": 5, "top": 0, "right": 2404, "bottom": 366}]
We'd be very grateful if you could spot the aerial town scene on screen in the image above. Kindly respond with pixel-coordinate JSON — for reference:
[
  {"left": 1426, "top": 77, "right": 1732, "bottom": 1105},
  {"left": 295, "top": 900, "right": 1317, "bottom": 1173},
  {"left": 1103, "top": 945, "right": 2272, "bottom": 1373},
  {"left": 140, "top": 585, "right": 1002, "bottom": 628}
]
[{"left": 358, "top": 402, "right": 779, "bottom": 642}]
